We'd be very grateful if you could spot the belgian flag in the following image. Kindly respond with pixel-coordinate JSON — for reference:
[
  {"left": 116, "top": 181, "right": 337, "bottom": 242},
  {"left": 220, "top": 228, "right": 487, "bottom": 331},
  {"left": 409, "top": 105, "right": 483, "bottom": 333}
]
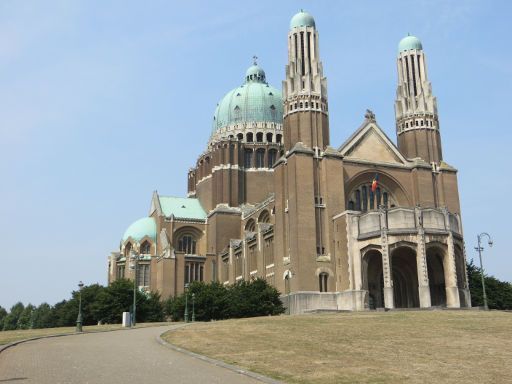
[{"left": 371, "top": 173, "right": 379, "bottom": 192}]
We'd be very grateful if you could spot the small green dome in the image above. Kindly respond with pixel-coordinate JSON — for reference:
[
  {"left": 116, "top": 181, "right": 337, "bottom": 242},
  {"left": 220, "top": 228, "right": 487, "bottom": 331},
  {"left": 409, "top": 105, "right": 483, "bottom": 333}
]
[
  {"left": 245, "top": 64, "right": 266, "bottom": 82},
  {"left": 212, "top": 63, "right": 283, "bottom": 134},
  {"left": 398, "top": 35, "right": 423, "bottom": 53},
  {"left": 122, "top": 217, "right": 156, "bottom": 243},
  {"left": 290, "top": 10, "right": 315, "bottom": 29}
]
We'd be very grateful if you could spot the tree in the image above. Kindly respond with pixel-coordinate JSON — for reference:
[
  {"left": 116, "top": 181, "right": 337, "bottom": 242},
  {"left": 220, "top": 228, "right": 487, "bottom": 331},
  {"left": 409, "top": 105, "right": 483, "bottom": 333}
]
[
  {"left": 17, "top": 304, "right": 35, "bottom": 329},
  {"left": 0, "top": 306, "right": 7, "bottom": 331},
  {"left": 31, "top": 303, "right": 56, "bottom": 329},
  {"left": 166, "top": 279, "right": 284, "bottom": 321},
  {"left": 138, "top": 292, "right": 165, "bottom": 322},
  {"left": 467, "top": 260, "right": 512, "bottom": 310},
  {"left": 3, "top": 302, "right": 25, "bottom": 331},
  {"left": 91, "top": 279, "right": 150, "bottom": 323}
]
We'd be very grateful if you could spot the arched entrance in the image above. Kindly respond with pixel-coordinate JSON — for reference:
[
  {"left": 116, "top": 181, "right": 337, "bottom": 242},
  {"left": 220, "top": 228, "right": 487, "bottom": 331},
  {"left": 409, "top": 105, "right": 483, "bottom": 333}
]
[
  {"left": 363, "top": 250, "right": 384, "bottom": 309},
  {"left": 426, "top": 246, "right": 446, "bottom": 307},
  {"left": 391, "top": 246, "right": 420, "bottom": 308}
]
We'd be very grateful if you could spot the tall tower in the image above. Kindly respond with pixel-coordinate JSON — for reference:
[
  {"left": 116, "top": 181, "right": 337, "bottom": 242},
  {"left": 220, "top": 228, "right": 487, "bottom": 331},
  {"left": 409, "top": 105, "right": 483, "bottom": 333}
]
[
  {"left": 283, "top": 10, "right": 329, "bottom": 151},
  {"left": 274, "top": 11, "right": 341, "bottom": 295},
  {"left": 395, "top": 35, "right": 443, "bottom": 164}
]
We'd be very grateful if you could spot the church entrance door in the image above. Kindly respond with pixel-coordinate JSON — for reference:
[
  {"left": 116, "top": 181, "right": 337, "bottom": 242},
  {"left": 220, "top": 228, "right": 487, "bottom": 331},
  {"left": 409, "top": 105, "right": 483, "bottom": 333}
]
[{"left": 391, "top": 246, "right": 420, "bottom": 308}]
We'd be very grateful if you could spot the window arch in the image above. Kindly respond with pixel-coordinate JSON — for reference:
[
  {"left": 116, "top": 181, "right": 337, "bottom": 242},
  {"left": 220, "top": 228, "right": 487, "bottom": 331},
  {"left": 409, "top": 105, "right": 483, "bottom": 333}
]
[
  {"left": 347, "top": 183, "right": 396, "bottom": 211},
  {"left": 124, "top": 242, "right": 132, "bottom": 257},
  {"left": 245, "top": 219, "right": 256, "bottom": 232},
  {"left": 256, "top": 132, "right": 263, "bottom": 143},
  {"left": 178, "top": 235, "right": 197, "bottom": 254},
  {"left": 276, "top": 134, "right": 282, "bottom": 144},
  {"left": 237, "top": 133, "right": 244, "bottom": 141},
  {"left": 258, "top": 210, "right": 270, "bottom": 223},
  {"left": 140, "top": 240, "right": 151, "bottom": 254},
  {"left": 246, "top": 132, "right": 254, "bottom": 142},
  {"left": 266, "top": 132, "right": 273, "bottom": 143}
]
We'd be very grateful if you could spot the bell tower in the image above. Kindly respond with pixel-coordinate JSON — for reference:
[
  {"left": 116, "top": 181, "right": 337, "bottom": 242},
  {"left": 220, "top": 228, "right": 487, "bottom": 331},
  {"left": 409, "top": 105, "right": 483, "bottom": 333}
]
[
  {"left": 395, "top": 35, "right": 443, "bottom": 164},
  {"left": 283, "top": 10, "right": 329, "bottom": 151}
]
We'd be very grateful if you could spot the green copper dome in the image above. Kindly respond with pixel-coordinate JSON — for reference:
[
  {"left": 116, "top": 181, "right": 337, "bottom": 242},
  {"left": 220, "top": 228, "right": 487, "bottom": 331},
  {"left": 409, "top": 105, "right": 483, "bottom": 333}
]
[
  {"left": 290, "top": 10, "right": 315, "bottom": 29},
  {"left": 122, "top": 217, "right": 156, "bottom": 242},
  {"left": 398, "top": 35, "right": 423, "bottom": 53},
  {"left": 212, "top": 63, "right": 283, "bottom": 133}
]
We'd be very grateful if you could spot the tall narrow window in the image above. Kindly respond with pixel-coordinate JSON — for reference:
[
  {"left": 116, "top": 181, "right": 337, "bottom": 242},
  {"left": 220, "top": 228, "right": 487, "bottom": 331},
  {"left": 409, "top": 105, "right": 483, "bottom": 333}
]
[
  {"left": 383, "top": 192, "right": 389, "bottom": 208},
  {"left": 244, "top": 149, "right": 253, "bottom": 168},
  {"left": 362, "top": 186, "right": 368, "bottom": 211},
  {"left": 247, "top": 132, "right": 254, "bottom": 142},
  {"left": 178, "top": 235, "right": 196, "bottom": 254},
  {"left": 369, "top": 190, "right": 375, "bottom": 210},
  {"left": 355, "top": 190, "right": 361, "bottom": 211},
  {"left": 256, "top": 132, "right": 263, "bottom": 143},
  {"left": 268, "top": 149, "right": 277, "bottom": 168},
  {"left": 140, "top": 241, "right": 151, "bottom": 254},
  {"left": 376, "top": 187, "right": 382, "bottom": 208},
  {"left": 256, "top": 149, "right": 265, "bottom": 168},
  {"left": 319, "top": 273, "right": 328, "bottom": 292}
]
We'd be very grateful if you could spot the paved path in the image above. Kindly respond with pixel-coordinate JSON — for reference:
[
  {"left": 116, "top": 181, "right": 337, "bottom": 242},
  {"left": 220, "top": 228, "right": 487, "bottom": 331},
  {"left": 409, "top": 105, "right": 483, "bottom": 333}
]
[{"left": 0, "top": 325, "right": 264, "bottom": 384}]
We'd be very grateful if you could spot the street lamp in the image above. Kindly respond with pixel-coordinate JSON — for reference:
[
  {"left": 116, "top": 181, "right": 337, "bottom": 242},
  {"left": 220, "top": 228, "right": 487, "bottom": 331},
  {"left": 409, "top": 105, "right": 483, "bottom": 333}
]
[
  {"left": 192, "top": 293, "right": 195, "bottom": 322},
  {"left": 475, "top": 232, "right": 493, "bottom": 310},
  {"left": 184, "top": 283, "right": 189, "bottom": 322},
  {"left": 76, "top": 281, "right": 84, "bottom": 332},
  {"left": 130, "top": 250, "right": 140, "bottom": 326}
]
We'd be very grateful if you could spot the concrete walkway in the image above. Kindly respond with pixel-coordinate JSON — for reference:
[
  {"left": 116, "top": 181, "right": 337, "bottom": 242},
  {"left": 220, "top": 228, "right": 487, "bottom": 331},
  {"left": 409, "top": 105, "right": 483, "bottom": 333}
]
[{"left": 0, "top": 325, "right": 264, "bottom": 384}]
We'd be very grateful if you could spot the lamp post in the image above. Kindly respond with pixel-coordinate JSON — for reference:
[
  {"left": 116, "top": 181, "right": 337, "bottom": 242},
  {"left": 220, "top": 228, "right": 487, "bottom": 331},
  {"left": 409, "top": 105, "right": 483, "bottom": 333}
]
[
  {"left": 130, "top": 251, "right": 139, "bottom": 326},
  {"left": 184, "top": 283, "right": 189, "bottom": 322},
  {"left": 475, "top": 232, "right": 493, "bottom": 310},
  {"left": 192, "top": 293, "right": 195, "bottom": 322},
  {"left": 76, "top": 281, "right": 84, "bottom": 332}
]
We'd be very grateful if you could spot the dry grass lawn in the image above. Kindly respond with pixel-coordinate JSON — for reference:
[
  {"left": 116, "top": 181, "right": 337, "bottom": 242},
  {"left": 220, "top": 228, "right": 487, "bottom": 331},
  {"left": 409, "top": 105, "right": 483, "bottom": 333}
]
[
  {"left": 162, "top": 311, "right": 512, "bottom": 384},
  {"left": 0, "top": 322, "right": 171, "bottom": 346}
]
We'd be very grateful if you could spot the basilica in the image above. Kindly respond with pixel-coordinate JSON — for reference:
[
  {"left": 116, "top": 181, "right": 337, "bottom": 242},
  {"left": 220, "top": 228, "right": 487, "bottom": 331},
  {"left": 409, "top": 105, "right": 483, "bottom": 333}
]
[{"left": 108, "top": 11, "right": 471, "bottom": 313}]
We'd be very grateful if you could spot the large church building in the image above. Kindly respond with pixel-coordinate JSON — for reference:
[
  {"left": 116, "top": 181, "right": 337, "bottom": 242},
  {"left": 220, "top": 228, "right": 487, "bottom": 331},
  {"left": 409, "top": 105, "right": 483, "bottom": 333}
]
[{"left": 108, "top": 11, "right": 471, "bottom": 313}]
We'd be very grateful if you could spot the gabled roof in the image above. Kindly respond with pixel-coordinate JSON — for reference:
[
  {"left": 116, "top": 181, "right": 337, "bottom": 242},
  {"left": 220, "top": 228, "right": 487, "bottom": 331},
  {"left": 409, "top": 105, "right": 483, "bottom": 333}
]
[
  {"left": 155, "top": 194, "right": 207, "bottom": 220},
  {"left": 338, "top": 119, "right": 408, "bottom": 166}
]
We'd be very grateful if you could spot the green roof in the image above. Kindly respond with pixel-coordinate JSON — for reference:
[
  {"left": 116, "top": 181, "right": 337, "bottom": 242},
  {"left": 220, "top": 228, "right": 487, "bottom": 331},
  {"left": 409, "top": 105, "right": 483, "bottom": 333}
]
[
  {"left": 290, "top": 10, "right": 315, "bottom": 29},
  {"left": 122, "top": 217, "right": 156, "bottom": 242},
  {"left": 398, "top": 35, "right": 423, "bottom": 53},
  {"left": 211, "top": 63, "right": 283, "bottom": 134},
  {"left": 159, "top": 196, "right": 207, "bottom": 220}
]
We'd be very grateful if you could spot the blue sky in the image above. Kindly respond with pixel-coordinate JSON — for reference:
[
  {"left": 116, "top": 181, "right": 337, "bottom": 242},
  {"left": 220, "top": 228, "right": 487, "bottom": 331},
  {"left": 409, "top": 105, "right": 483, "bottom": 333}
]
[{"left": 1, "top": 0, "right": 510, "bottom": 309}]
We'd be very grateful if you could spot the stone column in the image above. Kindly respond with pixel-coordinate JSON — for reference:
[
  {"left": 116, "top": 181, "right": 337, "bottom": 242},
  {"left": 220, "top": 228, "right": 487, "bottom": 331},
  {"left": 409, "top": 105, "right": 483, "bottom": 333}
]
[
  {"left": 416, "top": 208, "right": 432, "bottom": 308},
  {"left": 380, "top": 208, "right": 394, "bottom": 309},
  {"left": 443, "top": 210, "right": 461, "bottom": 308}
]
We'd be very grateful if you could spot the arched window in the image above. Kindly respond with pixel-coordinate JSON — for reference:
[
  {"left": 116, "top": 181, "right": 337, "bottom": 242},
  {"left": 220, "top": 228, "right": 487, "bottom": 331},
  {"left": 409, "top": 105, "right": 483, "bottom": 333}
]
[
  {"left": 319, "top": 273, "right": 328, "bottom": 292},
  {"left": 124, "top": 242, "right": 132, "bottom": 257},
  {"left": 178, "top": 235, "right": 196, "bottom": 254},
  {"left": 266, "top": 132, "right": 273, "bottom": 143},
  {"left": 348, "top": 182, "right": 396, "bottom": 212},
  {"left": 234, "top": 105, "right": 241, "bottom": 121},
  {"left": 256, "top": 132, "right": 263, "bottom": 143},
  {"left": 244, "top": 149, "right": 253, "bottom": 168},
  {"left": 276, "top": 134, "right": 282, "bottom": 144},
  {"left": 246, "top": 132, "right": 254, "bottom": 142},
  {"left": 258, "top": 210, "right": 270, "bottom": 223},
  {"left": 237, "top": 133, "right": 244, "bottom": 141},
  {"left": 140, "top": 240, "right": 151, "bottom": 254},
  {"left": 256, "top": 149, "right": 265, "bottom": 168},
  {"left": 245, "top": 219, "right": 256, "bottom": 232},
  {"left": 268, "top": 149, "right": 277, "bottom": 168}
]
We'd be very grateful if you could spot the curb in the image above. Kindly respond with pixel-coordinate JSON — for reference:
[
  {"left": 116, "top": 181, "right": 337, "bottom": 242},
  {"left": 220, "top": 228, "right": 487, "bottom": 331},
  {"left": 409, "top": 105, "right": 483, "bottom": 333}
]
[
  {"left": 0, "top": 323, "right": 174, "bottom": 355},
  {"left": 157, "top": 327, "right": 284, "bottom": 384}
]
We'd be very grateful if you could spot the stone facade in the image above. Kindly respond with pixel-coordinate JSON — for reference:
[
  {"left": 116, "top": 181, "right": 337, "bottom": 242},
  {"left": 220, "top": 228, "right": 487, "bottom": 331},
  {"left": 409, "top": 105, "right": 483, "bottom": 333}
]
[{"left": 107, "top": 11, "right": 471, "bottom": 313}]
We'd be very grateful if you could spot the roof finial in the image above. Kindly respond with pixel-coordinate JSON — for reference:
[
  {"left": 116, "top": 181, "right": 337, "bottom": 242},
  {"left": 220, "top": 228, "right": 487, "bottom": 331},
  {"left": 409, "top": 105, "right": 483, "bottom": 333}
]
[{"left": 252, "top": 55, "right": 258, "bottom": 65}]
